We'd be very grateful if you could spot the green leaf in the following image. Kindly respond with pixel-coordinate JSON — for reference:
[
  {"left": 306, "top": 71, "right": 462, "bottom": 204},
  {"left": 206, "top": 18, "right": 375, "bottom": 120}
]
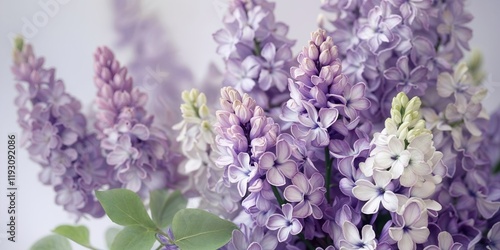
[
  {"left": 172, "top": 209, "right": 238, "bottom": 250},
  {"left": 110, "top": 226, "right": 157, "bottom": 250},
  {"left": 30, "top": 235, "right": 72, "bottom": 250},
  {"left": 53, "top": 225, "right": 96, "bottom": 250},
  {"left": 95, "top": 189, "right": 157, "bottom": 229},
  {"left": 150, "top": 190, "right": 187, "bottom": 228},
  {"left": 105, "top": 227, "right": 121, "bottom": 249}
]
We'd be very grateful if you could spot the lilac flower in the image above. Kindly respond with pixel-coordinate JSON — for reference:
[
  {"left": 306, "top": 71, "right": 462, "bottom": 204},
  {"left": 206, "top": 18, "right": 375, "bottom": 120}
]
[
  {"left": 387, "top": 0, "right": 432, "bottom": 26},
  {"left": 353, "top": 170, "right": 398, "bottom": 214},
  {"left": 449, "top": 173, "right": 500, "bottom": 219},
  {"left": 436, "top": 64, "right": 478, "bottom": 101},
  {"left": 384, "top": 56, "right": 428, "bottom": 95},
  {"left": 266, "top": 203, "right": 303, "bottom": 242},
  {"left": 258, "top": 138, "right": 298, "bottom": 186},
  {"left": 423, "top": 231, "right": 463, "bottom": 250},
  {"left": 340, "top": 221, "right": 377, "bottom": 250},
  {"left": 444, "top": 97, "right": 482, "bottom": 137},
  {"left": 292, "top": 102, "right": 338, "bottom": 147},
  {"left": 214, "top": 0, "right": 295, "bottom": 110},
  {"left": 228, "top": 153, "right": 259, "bottom": 197},
  {"left": 228, "top": 224, "right": 278, "bottom": 250},
  {"left": 106, "top": 135, "right": 139, "bottom": 166},
  {"left": 257, "top": 43, "right": 292, "bottom": 92},
  {"left": 28, "top": 122, "right": 60, "bottom": 159},
  {"left": 283, "top": 173, "right": 326, "bottom": 219},
  {"left": 372, "top": 135, "right": 410, "bottom": 178},
  {"left": 342, "top": 83, "right": 371, "bottom": 120},
  {"left": 389, "top": 199, "right": 430, "bottom": 250},
  {"left": 357, "top": 4, "right": 402, "bottom": 52},
  {"left": 487, "top": 222, "right": 500, "bottom": 250},
  {"left": 437, "top": 0, "right": 473, "bottom": 56},
  {"left": 225, "top": 57, "right": 261, "bottom": 92}
]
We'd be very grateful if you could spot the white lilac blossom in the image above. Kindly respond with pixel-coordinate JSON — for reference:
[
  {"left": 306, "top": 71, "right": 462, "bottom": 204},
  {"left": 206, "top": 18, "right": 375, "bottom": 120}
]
[
  {"left": 389, "top": 199, "right": 431, "bottom": 250},
  {"left": 352, "top": 170, "right": 398, "bottom": 214},
  {"left": 93, "top": 46, "right": 180, "bottom": 196},
  {"left": 339, "top": 221, "right": 377, "bottom": 250},
  {"left": 12, "top": 39, "right": 113, "bottom": 218},
  {"left": 358, "top": 92, "right": 444, "bottom": 196},
  {"left": 214, "top": 0, "right": 295, "bottom": 110},
  {"left": 173, "top": 89, "right": 240, "bottom": 218}
]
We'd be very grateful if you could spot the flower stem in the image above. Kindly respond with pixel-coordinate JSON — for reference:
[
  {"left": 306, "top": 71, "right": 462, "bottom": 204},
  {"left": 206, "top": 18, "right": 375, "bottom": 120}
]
[
  {"left": 271, "top": 185, "right": 286, "bottom": 205},
  {"left": 495, "top": 160, "right": 500, "bottom": 173},
  {"left": 298, "top": 233, "right": 315, "bottom": 250},
  {"left": 324, "top": 147, "right": 332, "bottom": 204}
]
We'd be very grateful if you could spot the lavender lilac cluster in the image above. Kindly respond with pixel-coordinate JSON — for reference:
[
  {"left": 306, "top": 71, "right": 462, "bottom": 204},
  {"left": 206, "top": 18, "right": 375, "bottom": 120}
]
[
  {"left": 213, "top": 22, "right": 500, "bottom": 250},
  {"left": 93, "top": 46, "right": 181, "bottom": 196},
  {"left": 12, "top": 40, "right": 112, "bottom": 218},
  {"left": 320, "top": 0, "right": 473, "bottom": 125},
  {"left": 213, "top": 0, "right": 295, "bottom": 113}
]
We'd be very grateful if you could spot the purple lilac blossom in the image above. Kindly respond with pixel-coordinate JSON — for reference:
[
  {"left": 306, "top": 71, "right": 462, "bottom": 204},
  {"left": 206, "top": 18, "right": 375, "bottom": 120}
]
[
  {"left": 276, "top": 29, "right": 372, "bottom": 248},
  {"left": 12, "top": 40, "right": 113, "bottom": 218},
  {"left": 215, "top": 86, "right": 292, "bottom": 248},
  {"left": 320, "top": 0, "right": 473, "bottom": 125},
  {"left": 93, "top": 46, "right": 181, "bottom": 196},
  {"left": 321, "top": 1, "right": 500, "bottom": 248},
  {"left": 214, "top": 0, "right": 295, "bottom": 112},
  {"left": 422, "top": 63, "right": 500, "bottom": 247}
]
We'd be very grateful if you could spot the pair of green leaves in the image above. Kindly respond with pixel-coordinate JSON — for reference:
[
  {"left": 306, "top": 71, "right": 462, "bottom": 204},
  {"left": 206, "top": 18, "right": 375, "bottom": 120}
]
[
  {"left": 97, "top": 189, "right": 237, "bottom": 250},
  {"left": 32, "top": 189, "right": 237, "bottom": 250}
]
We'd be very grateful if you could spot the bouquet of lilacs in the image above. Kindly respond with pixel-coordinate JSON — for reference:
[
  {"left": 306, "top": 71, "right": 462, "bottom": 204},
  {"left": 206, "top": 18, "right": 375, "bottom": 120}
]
[{"left": 12, "top": 0, "right": 500, "bottom": 249}]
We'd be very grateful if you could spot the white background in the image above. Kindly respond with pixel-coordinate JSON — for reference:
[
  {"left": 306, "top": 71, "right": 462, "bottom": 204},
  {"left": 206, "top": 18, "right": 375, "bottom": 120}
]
[{"left": 0, "top": 0, "right": 499, "bottom": 249}]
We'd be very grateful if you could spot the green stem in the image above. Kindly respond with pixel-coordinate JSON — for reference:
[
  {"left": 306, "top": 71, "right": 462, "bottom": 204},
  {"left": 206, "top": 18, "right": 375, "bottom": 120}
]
[
  {"left": 324, "top": 147, "right": 332, "bottom": 204},
  {"left": 253, "top": 39, "right": 262, "bottom": 55},
  {"left": 272, "top": 185, "right": 286, "bottom": 205},
  {"left": 494, "top": 160, "right": 500, "bottom": 173},
  {"left": 298, "top": 233, "right": 315, "bottom": 250}
]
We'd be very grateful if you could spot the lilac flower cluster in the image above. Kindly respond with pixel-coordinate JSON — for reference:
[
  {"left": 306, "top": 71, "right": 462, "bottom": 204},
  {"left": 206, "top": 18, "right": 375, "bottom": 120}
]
[
  {"left": 12, "top": 39, "right": 112, "bottom": 218},
  {"left": 214, "top": 29, "right": 373, "bottom": 249},
  {"left": 213, "top": 24, "right": 500, "bottom": 249},
  {"left": 93, "top": 46, "right": 181, "bottom": 196},
  {"left": 213, "top": 86, "right": 286, "bottom": 247},
  {"left": 173, "top": 89, "right": 241, "bottom": 219},
  {"left": 213, "top": 0, "right": 295, "bottom": 112},
  {"left": 421, "top": 63, "right": 500, "bottom": 248},
  {"left": 320, "top": 0, "right": 473, "bottom": 125}
]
